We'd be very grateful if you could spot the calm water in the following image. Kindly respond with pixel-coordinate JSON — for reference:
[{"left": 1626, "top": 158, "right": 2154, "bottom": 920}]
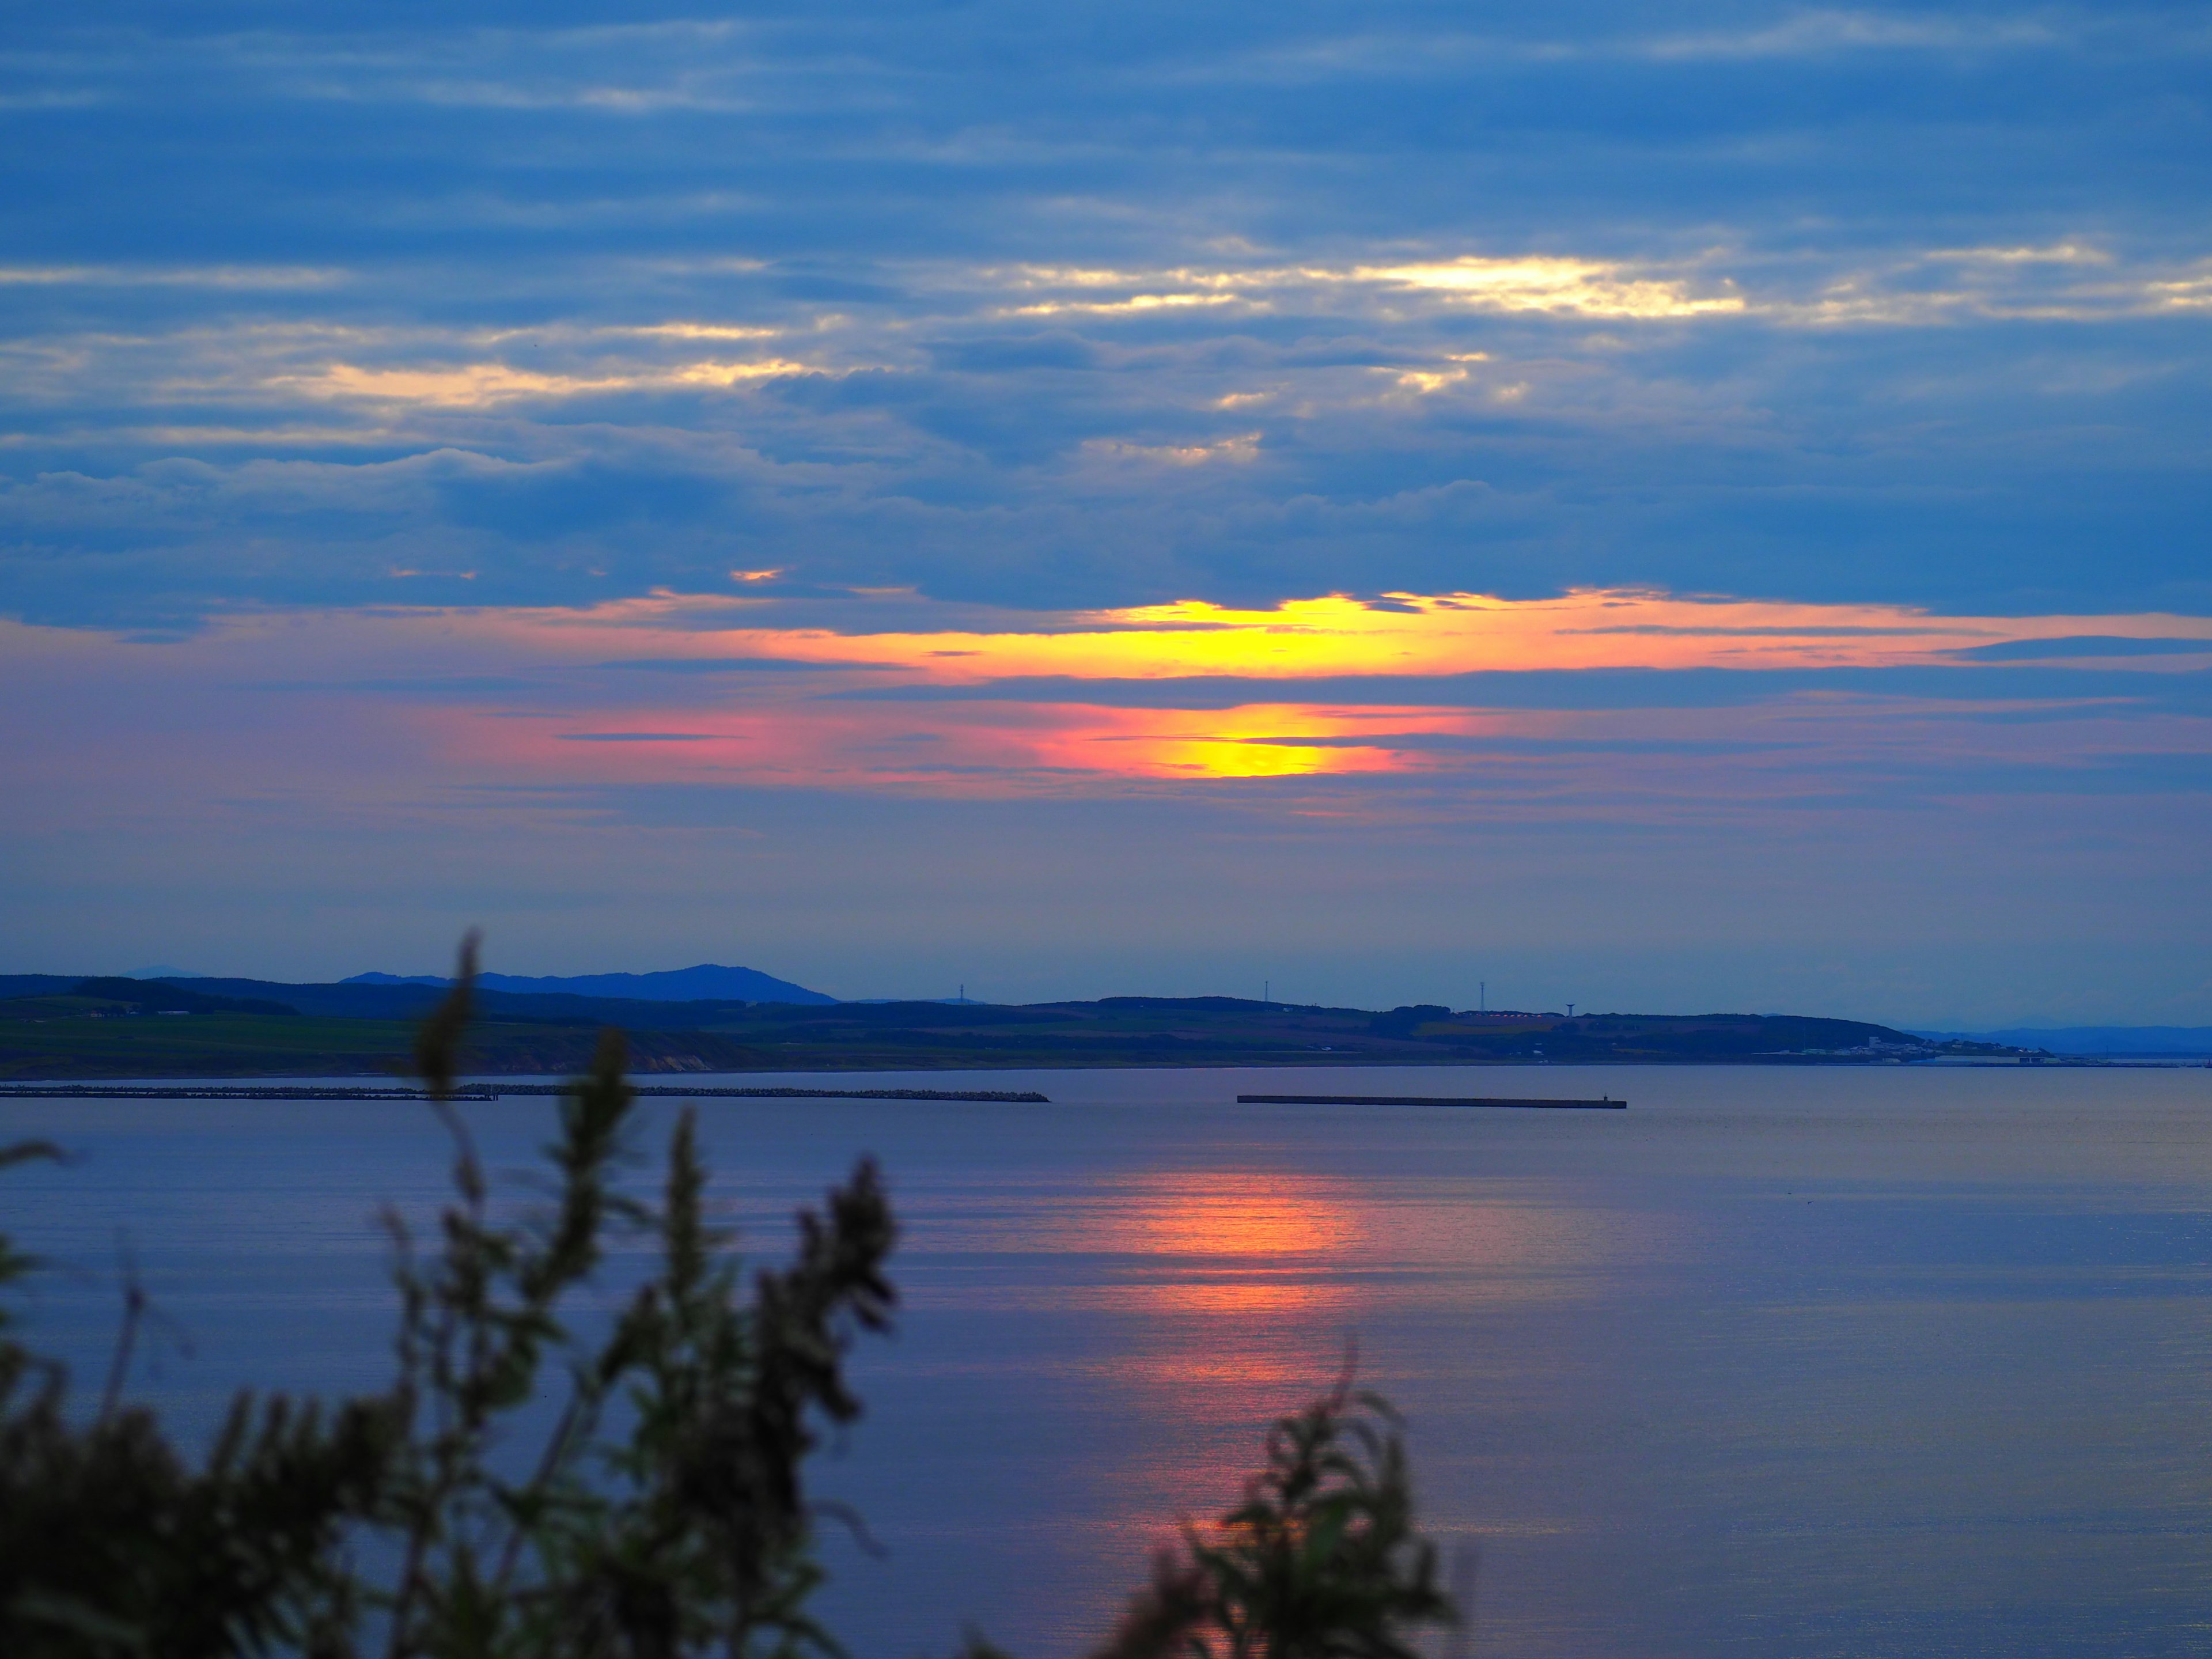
[{"left": 6, "top": 1064, "right": 2212, "bottom": 1657}]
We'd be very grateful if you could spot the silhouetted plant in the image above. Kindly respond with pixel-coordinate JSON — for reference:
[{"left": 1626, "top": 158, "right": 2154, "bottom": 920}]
[
  {"left": 0, "top": 1138, "right": 393, "bottom": 1658},
  {"left": 1090, "top": 1378, "right": 1455, "bottom": 1659},
  {"left": 362, "top": 937, "right": 897, "bottom": 1659},
  {"left": 1, "top": 938, "right": 1453, "bottom": 1659}
]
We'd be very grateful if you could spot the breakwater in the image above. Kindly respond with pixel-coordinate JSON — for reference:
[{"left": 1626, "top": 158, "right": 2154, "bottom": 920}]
[
  {"left": 1238, "top": 1092, "right": 1626, "bottom": 1108},
  {"left": 0, "top": 1084, "right": 1051, "bottom": 1103}
]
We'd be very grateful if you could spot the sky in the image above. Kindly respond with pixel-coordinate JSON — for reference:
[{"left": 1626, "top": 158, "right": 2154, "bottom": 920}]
[{"left": 2, "top": 1, "right": 2209, "bottom": 1025}]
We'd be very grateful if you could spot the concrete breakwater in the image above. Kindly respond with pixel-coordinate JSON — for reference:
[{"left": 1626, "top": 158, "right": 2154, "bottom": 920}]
[
  {"left": 1238, "top": 1092, "right": 1626, "bottom": 1108},
  {"left": 0, "top": 1083, "right": 1051, "bottom": 1103}
]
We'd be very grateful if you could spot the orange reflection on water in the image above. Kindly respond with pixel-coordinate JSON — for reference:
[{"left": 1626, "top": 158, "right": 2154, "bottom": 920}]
[
  {"left": 1122, "top": 1280, "right": 1351, "bottom": 1317},
  {"left": 1069, "top": 1181, "right": 1387, "bottom": 1627},
  {"left": 1090, "top": 1171, "right": 1363, "bottom": 1258},
  {"left": 1082, "top": 1172, "right": 1368, "bottom": 1382},
  {"left": 906, "top": 1167, "right": 1692, "bottom": 1632},
  {"left": 960, "top": 1169, "right": 1369, "bottom": 1325}
]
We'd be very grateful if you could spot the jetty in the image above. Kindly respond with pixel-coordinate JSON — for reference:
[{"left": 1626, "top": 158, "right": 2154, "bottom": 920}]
[
  {"left": 1238, "top": 1092, "right": 1625, "bottom": 1109},
  {"left": 0, "top": 1084, "right": 1050, "bottom": 1104}
]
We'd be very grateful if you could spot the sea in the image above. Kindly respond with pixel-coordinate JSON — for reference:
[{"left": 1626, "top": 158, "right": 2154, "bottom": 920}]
[{"left": 5, "top": 1063, "right": 2212, "bottom": 1658}]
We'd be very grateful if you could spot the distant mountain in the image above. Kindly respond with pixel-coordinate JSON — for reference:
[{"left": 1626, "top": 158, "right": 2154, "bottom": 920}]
[
  {"left": 342, "top": 964, "right": 836, "bottom": 1006},
  {"left": 127, "top": 964, "right": 206, "bottom": 979},
  {"left": 96, "top": 976, "right": 766, "bottom": 1027},
  {"left": 1911, "top": 1025, "right": 2212, "bottom": 1055}
]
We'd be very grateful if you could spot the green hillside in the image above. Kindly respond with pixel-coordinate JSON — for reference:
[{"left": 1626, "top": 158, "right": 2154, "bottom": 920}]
[{"left": 0, "top": 981, "right": 2018, "bottom": 1080}]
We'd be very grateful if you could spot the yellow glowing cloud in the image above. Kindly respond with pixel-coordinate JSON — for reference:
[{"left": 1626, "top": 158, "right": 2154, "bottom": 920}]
[
  {"left": 1082, "top": 432, "right": 1263, "bottom": 466},
  {"left": 668, "top": 359, "right": 820, "bottom": 386},
  {"left": 982, "top": 255, "right": 1741, "bottom": 320},
  {"left": 287, "top": 357, "right": 820, "bottom": 405},
  {"left": 620, "top": 322, "right": 783, "bottom": 340},
  {"left": 319, "top": 585, "right": 2212, "bottom": 796},
  {"left": 1004, "top": 293, "right": 1245, "bottom": 317},
  {"left": 1351, "top": 257, "right": 1745, "bottom": 317},
  {"left": 2149, "top": 270, "right": 2212, "bottom": 312},
  {"left": 999, "top": 265, "right": 1247, "bottom": 291},
  {"left": 532, "top": 586, "right": 2212, "bottom": 687},
  {"left": 296, "top": 363, "right": 614, "bottom": 403},
  {"left": 980, "top": 245, "right": 2212, "bottom": 329}
]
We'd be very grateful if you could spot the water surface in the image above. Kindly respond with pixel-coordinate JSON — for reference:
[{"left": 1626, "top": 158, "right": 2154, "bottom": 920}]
[{"left": 5, "top": 1064, "right": 2211, "bottom": 1657}]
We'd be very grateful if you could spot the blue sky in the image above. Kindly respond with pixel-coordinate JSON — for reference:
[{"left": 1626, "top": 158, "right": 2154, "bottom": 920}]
[{"left": 3, "top": 3, "right": 2208, "bottom": 1023}]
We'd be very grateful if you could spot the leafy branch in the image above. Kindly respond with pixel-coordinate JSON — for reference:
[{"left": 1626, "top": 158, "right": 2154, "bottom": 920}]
[{"left": 1092, "top": 1374, "right": 1456, "bottom": 1659}]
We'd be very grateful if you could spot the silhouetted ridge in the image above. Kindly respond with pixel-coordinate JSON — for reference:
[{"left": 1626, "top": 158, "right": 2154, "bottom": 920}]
[{"left": 344, "top": 964, "right": 834, "bottom": 1004}]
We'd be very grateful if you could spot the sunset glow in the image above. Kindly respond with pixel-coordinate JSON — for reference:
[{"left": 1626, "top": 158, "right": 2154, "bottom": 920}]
[
  {"left": 472, "top": 586, "right": 2212, "bottom": 685},
  {"left": 293, "top": 585, "right": 2211, "bottom": 794}
]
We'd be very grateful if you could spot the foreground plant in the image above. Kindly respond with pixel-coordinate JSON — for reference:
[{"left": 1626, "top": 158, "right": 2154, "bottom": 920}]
[
  {"left": 377, "top": 935, "right": 897, "bottom": 1659},
  {"left": 1090, "top": 1380, "right": 1455, "bottom": 1659},
  {"left": 0, "top": 937, "right": 1456, "bottom": 1659},
  {"left": 1, "top": 938, "right": 895, "bottom": 1659},
  {"left": 0, "top": 1144, "right": 395, "bottom": 1657}
]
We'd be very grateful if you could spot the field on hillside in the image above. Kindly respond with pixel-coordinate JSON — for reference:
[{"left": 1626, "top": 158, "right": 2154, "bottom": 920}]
[{"left": 0, "top": 999, "right": 766, "bottom": 1080}]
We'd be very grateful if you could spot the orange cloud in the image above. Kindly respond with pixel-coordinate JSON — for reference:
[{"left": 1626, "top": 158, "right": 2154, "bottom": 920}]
[
  {"left": 389, "top": 586, "right": 2211, "bottom": 793},
  {"left": 10, "top": 588, "right": 2203, "bottom": 811},
  {"left": 488, "top": 585, "right": 2212, "bottom": 683}
]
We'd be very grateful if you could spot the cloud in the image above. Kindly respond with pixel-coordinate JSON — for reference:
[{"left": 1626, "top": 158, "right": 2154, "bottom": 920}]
[
  {"left": 1350, "top": 257, "right": 1743, "bottom": 318},
  {"left": 0, "top": 264, "right": 346, "bottom": 289},
  {"left": 284, "top": 357, "right": 828, "bottom": 406},
  {"left": 558, "top": 732, "right": 725, "bottom": 741},
  {"left": 1639, "top": 9, "right": 2065, "bottom": 61},
  {"left": 6, "top": 222, "right": 2209, "bottom": 629},
  {"left": 590, "top": 656, "right": 899, "bottom": 672},
  {"left": 13, "top": 584, "right": 2200, "bottom": 797},
  {"left": 1953, "top": 635, "right": 2212, "bottom": 661},
  {"left": 825, "top": 664, "right": 2212, "bottom": 714},
  {"left": 0, "top": 20, "right": 2207, "bottom": 645}
]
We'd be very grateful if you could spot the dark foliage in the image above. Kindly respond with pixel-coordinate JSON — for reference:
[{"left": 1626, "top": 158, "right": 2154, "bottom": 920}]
[
  {"left": 1091, "top": 1381, "right": 1455, "bottom": 1659},
  {"left": 0, "top": 1369, "right": 393, "bottom": 1659},
  {"left": 0, "top": 940, "right": 900, "bottom": 1659},
  {"left": 0, "top": 1138, "right": 393, "bottom": 1657}
]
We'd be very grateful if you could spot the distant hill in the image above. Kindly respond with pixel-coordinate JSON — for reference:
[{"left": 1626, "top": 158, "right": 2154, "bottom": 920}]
[
  {"left": 0, "top": 978, "right": 301, "bottom": 1018},
  {"left": 342, "top": 964, "right": 835, "bottom": 1006},
  {"left": 103, "top": 978, "right": 764, "bottom": 1028},
  {"left": 0, "top": 995, "right": 2039, "bottom": 1082},
  {"left": 1912, "top": 1026, "right": 2212, "bottom": 1055}
]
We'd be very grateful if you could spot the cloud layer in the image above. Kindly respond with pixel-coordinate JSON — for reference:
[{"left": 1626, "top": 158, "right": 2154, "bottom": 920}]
[
  {"left": 3, "top": 3, "right": 2208, "bottom": 1018},
  {"left": 3, "top": 2, "right": 2209, "bottom": 626}
]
